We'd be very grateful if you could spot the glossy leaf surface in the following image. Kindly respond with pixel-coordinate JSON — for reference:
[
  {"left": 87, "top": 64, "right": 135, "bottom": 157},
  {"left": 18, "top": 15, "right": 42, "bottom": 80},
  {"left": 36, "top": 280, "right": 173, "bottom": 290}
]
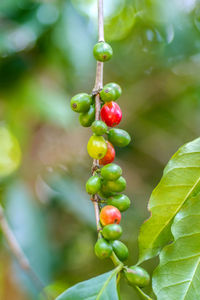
[
  {"left": 153, "top": 194, "right": 200, "bottom": 300},
  {"left": 56, "top": 266, "right": 122, "bottom": 300},
  {"left": 138, "top": 138, "right": 200, "bottom": 263}
]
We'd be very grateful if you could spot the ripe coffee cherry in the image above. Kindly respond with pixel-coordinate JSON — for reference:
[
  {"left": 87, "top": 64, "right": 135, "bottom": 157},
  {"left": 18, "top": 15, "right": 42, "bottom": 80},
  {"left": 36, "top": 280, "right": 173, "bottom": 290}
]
[
  {"left": 99, "top": 141, "right": 115, "bottom": 165},
  {"left": 102, "top": 224, "right": 122, "bottom": 240},
  {"left": 93, "top": 42, "right": 113, "bottom": 62},
  {"left": 103, "top": 176, "right": 126, "bottom": 193},
  {"left": 92, "top": 120, "right": 107, "bottom": 136},
  {"left": 105, "top": 82, "right": 122, "bottom": 100},
  {"left": 86, "top": 175, "right": 101, "bottom": 195},
  {"left": 100, "top": 205, "right": 121, "bottom": 226},
  {"left": 101, "top": 163, "right": 122, "bottom": 181},
  {"left": 79, "top": 105, "right": 95, "bottom": 127},
  {"left": 110, "top": 240, "right": 129, "bottom": 262},
  {"left": 108, "top": 128, "right": 131, "bottom": 147},
  {"left": 71, "top": 93, "right": 92, "bottom": 113},
  {"left": 87, "top": 135, "right": 107, "bottom": 159},
  {"left": 95, "top": 238, "right": 112, "bottom": 259},
  {"left": 101, "top": 102, "right": 122, "bottom": 127},
  {"left": 124, "top": 266, "right": 150, "bottom": 288},
  {"left": 100, "top": 86, "right": 116, "bottom": 102},
  {"left": 108, "top": 194, "right": 131, "bottom": 212}
]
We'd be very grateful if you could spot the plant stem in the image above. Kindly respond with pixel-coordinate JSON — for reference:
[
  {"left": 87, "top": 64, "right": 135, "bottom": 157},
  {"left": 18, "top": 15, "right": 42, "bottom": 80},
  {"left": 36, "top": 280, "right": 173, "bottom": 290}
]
[
  {"left": 91, "top": 4, "right": 152, "bottom": 300},
  {"left": 117, "top": 275, "right": 122, "bottom": 300},
  {"left": 0, "top": 204, "right": 51, "bottom": 300},
  {"left": 94, "top": 0, "right": 104, "bottom": 92},
  {"left": 110, "top": 252, "right": 122, "bottom": 266},
  {"left": 92, "top": 0, "right": 105, "bottom": 233},
  {"left": 0, "top": 205, "right": 30, "bottom": 271},
  {"left": 98, "top": 0, "right": 104, "bottom": 42},
  {"left": 134, "top": 286, "right": 153, "bottom": 300}
]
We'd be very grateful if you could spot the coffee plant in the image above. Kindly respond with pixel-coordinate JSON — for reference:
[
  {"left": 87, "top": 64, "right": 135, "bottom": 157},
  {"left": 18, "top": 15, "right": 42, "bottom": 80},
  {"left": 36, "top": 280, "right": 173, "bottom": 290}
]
[
  {"left": 53, "top": 1, "right": 200, "bottom": 299},
  {"left": 0, "top": 0, "right": 200, "bottom": 300}
]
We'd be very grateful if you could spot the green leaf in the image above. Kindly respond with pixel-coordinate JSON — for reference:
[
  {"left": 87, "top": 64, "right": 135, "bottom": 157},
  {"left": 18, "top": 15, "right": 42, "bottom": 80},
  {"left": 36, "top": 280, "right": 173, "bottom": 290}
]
[
  {"left": 56, "top": 265, "right": 123, "bottom": 300},
  {"left": 47, "top": 174, "right": 95, "bottom": 227},
  {"left": 20, "top": 78, "right": 73, "bottom": 129},
  {"left": 39, "top": 281, "right": 69, "bottom": 299},
  {"left": 138, "top": 137, "right": 200, "bottom": 263},
  {"left": 153, "top": 193, "right": 200, "bottom": 300}
]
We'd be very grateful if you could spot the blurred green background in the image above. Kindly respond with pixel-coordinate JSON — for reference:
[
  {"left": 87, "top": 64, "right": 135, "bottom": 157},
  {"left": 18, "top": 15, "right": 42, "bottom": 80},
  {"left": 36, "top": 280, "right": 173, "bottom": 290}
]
[{"left": 0, "top": 0, "right": 200, "bottom": 299}]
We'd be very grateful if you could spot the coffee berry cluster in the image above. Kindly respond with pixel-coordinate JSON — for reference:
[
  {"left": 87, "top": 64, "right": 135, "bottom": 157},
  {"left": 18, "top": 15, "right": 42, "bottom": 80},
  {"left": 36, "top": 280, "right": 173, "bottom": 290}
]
[{"left": 70, "top": 41, "right": 150, "bottom": 288}]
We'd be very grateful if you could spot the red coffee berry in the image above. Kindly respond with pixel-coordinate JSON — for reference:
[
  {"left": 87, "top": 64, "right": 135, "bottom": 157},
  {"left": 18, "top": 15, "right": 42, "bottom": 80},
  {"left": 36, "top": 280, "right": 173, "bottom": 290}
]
[
  {"left": 99, "top": 141, "right": 115, "bottom": 165},
  {"left": 100, "top": 205, "right": 121, "bottom": 226},
  {"left": 100, "top": 102, "right": 122, "bottom": 127}
]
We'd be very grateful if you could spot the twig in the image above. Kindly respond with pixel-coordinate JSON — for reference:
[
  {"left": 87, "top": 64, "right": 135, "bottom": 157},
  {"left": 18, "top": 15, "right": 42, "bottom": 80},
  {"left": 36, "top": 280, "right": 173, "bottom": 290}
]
[
  {"left": 110, "top": 252, "right": 122, "bottom": 267},
  {"left": 91, "top": 0, "right": 105, "bottom": 234},
  {"left": 134, "top": 286, "right": 153, "bottom": 300},
  {"left": 0, "top": 205, "right": 30, "bottom": 270},
  {"left": 98, "top": 0, "right": 104, "bottom": 42},
  {"left": 0, "top": 204, "right": 51, "bottom": 300},
  {"left": 91, "top": 4, "right": 153, "bottom": 299}
]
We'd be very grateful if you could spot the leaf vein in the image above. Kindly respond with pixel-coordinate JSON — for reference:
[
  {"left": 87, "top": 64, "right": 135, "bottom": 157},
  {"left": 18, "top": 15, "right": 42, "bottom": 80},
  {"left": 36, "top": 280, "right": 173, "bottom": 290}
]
[{"left": 96, "top": 264, "right": 122, "bottom": 300}]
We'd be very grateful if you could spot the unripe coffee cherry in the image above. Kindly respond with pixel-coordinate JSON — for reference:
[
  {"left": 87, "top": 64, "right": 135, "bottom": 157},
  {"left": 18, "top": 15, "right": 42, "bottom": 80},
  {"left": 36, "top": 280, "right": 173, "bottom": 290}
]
[
  {"left": 79, "top": 105, "right": 95, "bottom": 127},
  {"left": 105, "top": 82, "right": 122, "bottom": 100},
  {"left": 87, "top": 135, "right": 107, "bottom": 159},
  {"left": 92, "top": 120, "right": 107, "bottom": 135},
  {"left": 99, "top": 141, "right": 115, "bottom": 165},
  {"left": 124, "top": 266, "right": 150, "bottom": 288},
  {"left": 71, "top": 93, "right": 92, "bottom": 113},
  {"left": 110, "top": 240, "right": 129, "bottom": 262},
  {"left": 102, "top": 224, "right": 122, "bottom": 240},
  {"left": 101, "top": 102, "right": 122, "bottom": 127},
  {"left": 99, "top": 183, "right": 115, "bottom": 198},
  {"left": 108, "top": 194, "right": 131, "bottom": 212},
  {"left": 100, "top": 86, "right": 116, "bottom": 102},
  {"left": 93, "top": 42, "right": 113, "bottom": 62},
  {"left": 103, "top": 176, "right": 126, "bottom": 193},
  {"left": 100, "top": 205, "right": 121, "bottom": 226},
  {"left": 101, "top": 163, "right": 122, "bottom": 181},
  {"left": 95, "top": 238, "right": 112, "bottom": 259},
  {"left": 108, "top": 128, "right": 131, "bottom": 147},
  {"left": 86, "top": 175, "right": 101, "bottom": 195}
]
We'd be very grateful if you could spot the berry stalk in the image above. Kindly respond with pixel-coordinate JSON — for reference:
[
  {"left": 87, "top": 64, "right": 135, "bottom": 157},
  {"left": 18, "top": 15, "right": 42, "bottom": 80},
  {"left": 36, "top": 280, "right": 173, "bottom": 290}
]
[{"left": 91, "top": 0, "right": 105, "bottom": 233}]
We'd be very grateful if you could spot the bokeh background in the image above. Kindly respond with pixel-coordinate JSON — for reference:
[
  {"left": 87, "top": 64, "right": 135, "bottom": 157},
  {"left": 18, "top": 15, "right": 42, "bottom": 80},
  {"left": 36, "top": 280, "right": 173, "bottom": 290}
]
[{"left": 0, "top": 0, "right": 200, "bottom": 299}]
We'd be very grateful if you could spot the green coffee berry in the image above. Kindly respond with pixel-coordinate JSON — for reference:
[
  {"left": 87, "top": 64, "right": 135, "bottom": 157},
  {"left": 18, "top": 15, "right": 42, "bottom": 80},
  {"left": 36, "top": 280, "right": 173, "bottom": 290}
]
[
  {"left": 101, "top": 163, "right": 122, "bottom": 181},
  {"left": 102, "top": 224, "right": 122, "bottom": 240},
  {"left": 93, "top": 42, "right": 113, "bottom": 62},
  {"left": 110, "top": 240, "right": 129, "bottom": 261},
  {"left": 99, "top": 183, "right": 115, "bottom": 198},
  {"left": 79, "top": 105, "right": 95, "bottom": 127},
  {"left": 107, "top": 194, "right": 131, "bottom": 212},
  {"left": 108, "top": 128, "right": 131, "bottom": 147},
  {"left": 86, "top": 175, "right": 101, "bottom": 195},
  {"left": 100, "top": 86, "right": 116, "bottom": 102},
  {"left": 105, "top": 82, "right": 122, "bottom": 100},
  {"left": 124, "top": 266, "right": 150, "bottom": 288},
  {"left": 95, "top": 238, "right": 112, "bottom": 259},
  {"left": 91, "top": 120, "right": 108, "bottom": 135},
  {"left": 71, "top": 93, "right": 92, "bottom": 113},
  {"left": 103, "top": 176, "right": 126, "bottom": 193},
  {"left": 98, "top": 188, "right": 115, "bottom": 199}
]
